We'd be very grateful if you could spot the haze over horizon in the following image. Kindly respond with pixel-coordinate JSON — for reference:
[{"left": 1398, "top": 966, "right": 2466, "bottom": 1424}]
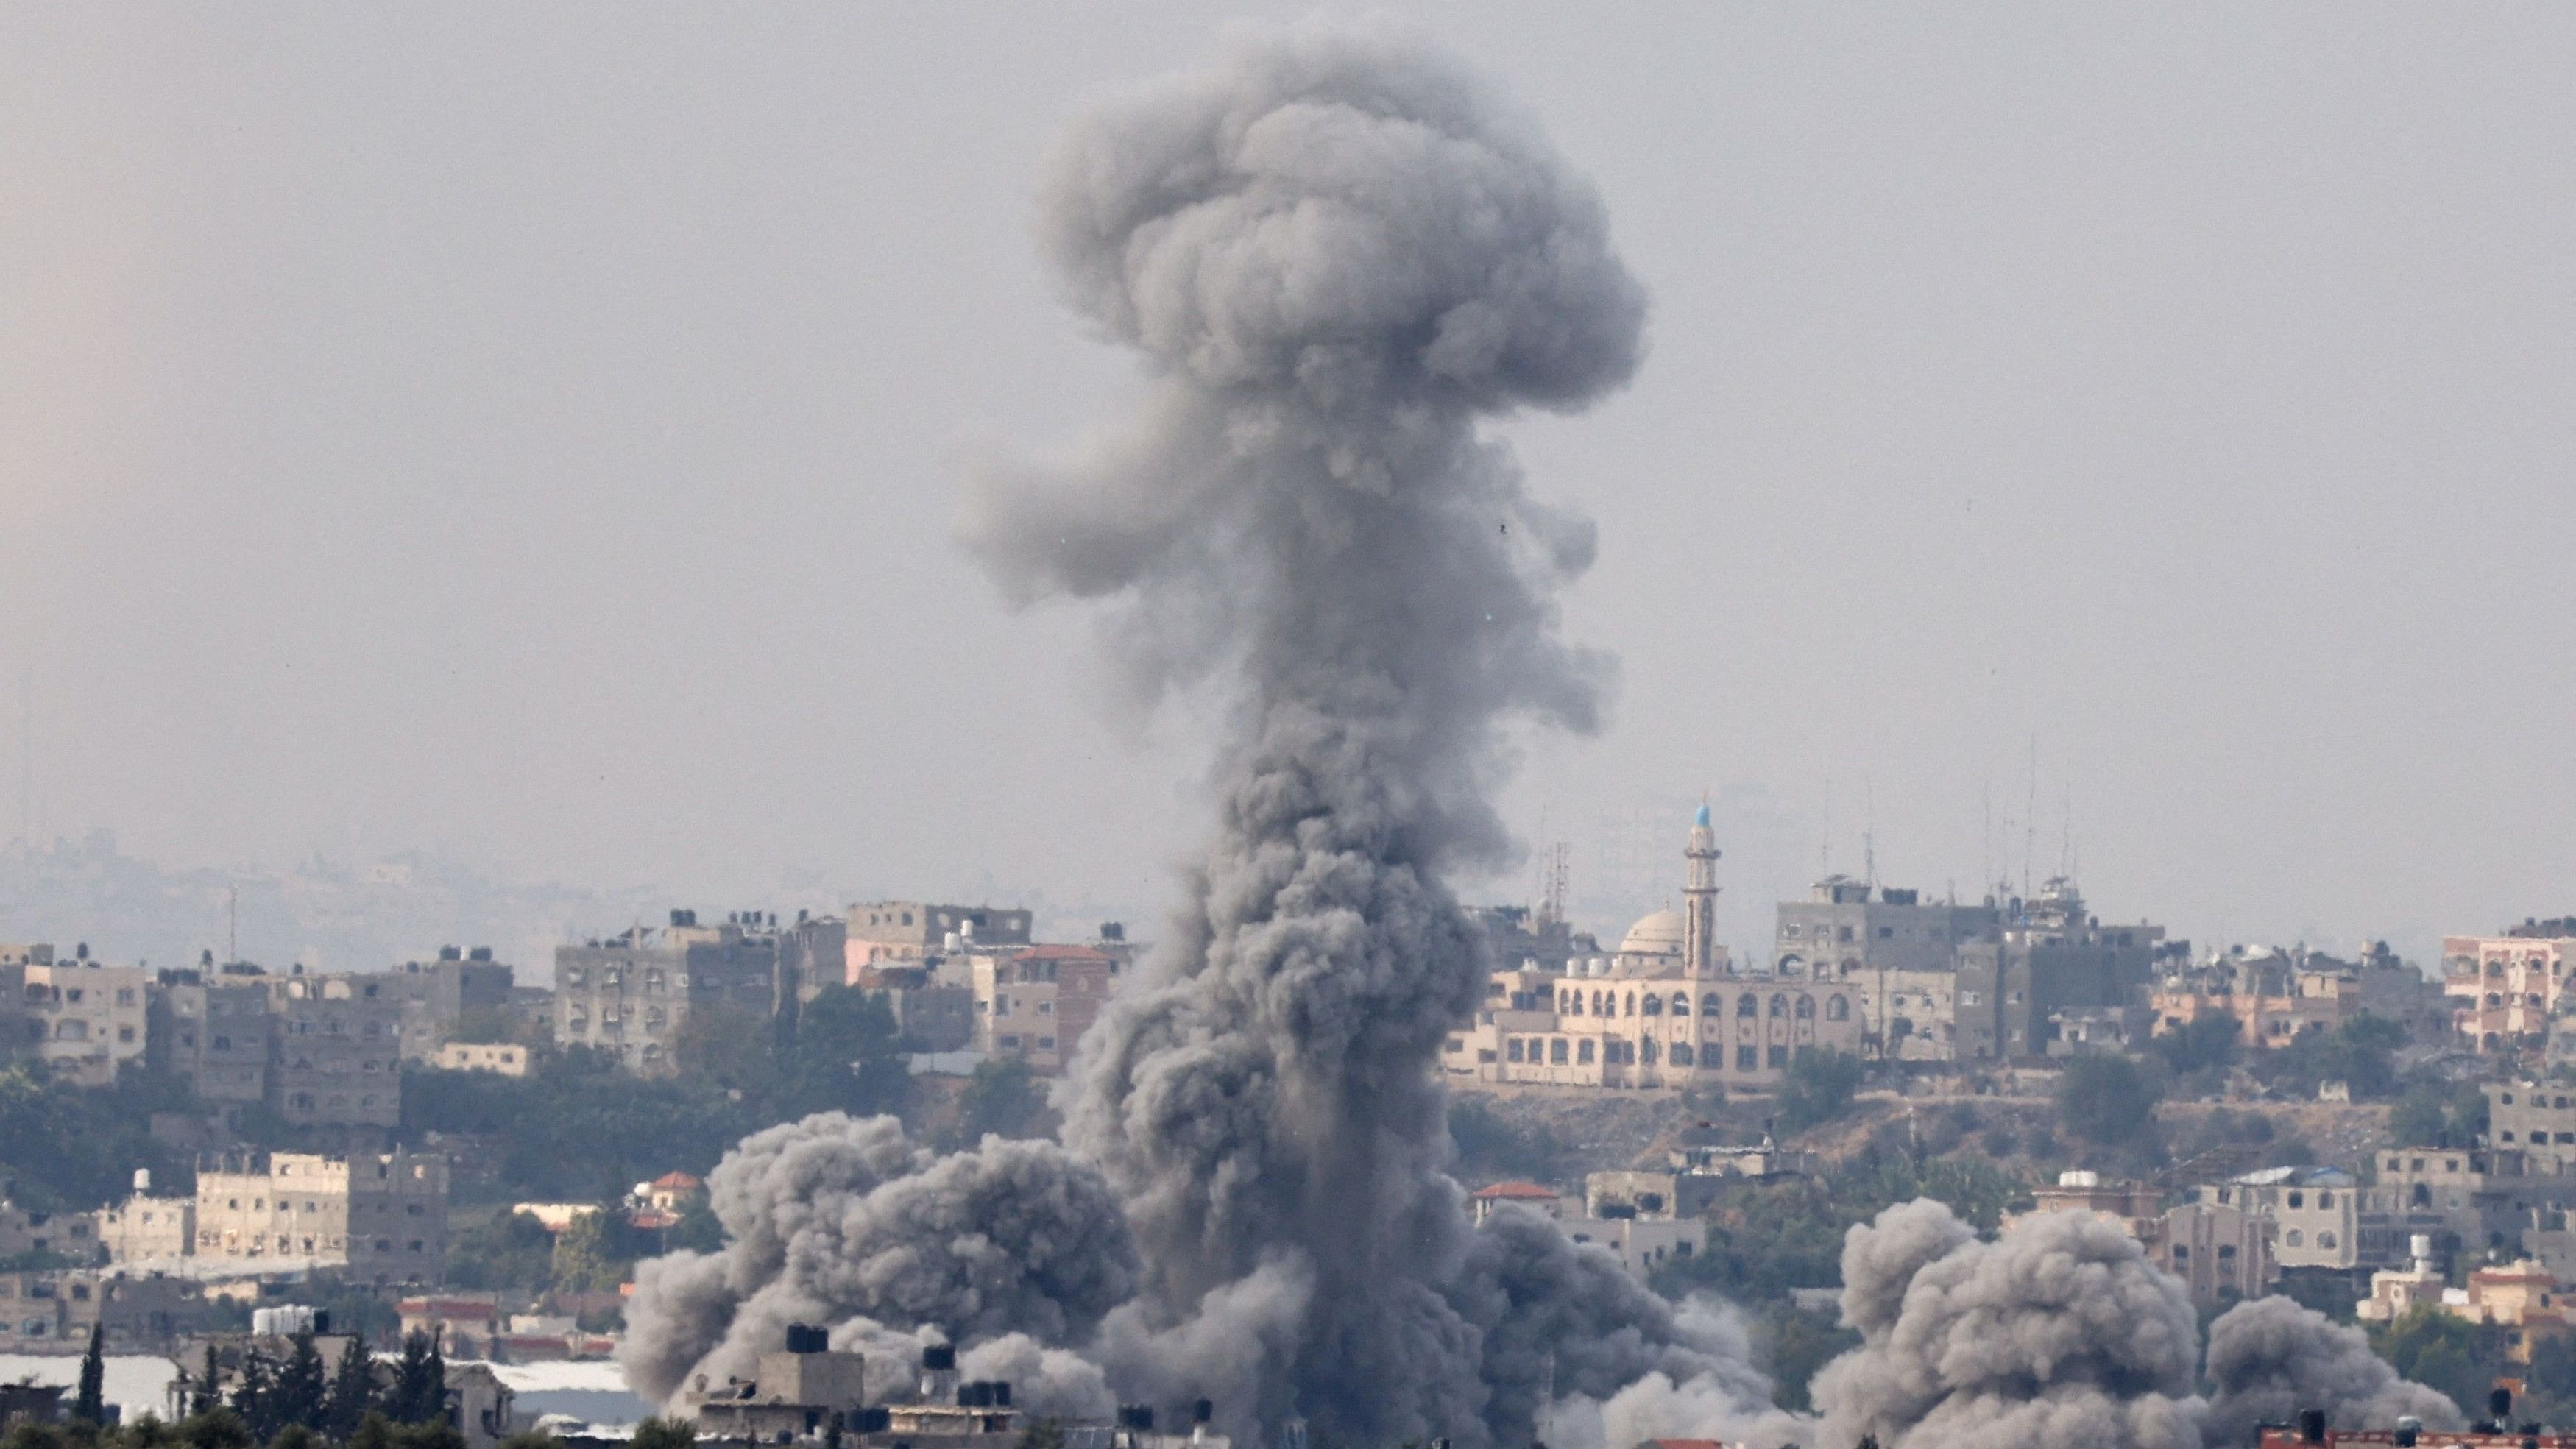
[{"left": 8, "top": 4, "right": 2573, "bottom": 971}]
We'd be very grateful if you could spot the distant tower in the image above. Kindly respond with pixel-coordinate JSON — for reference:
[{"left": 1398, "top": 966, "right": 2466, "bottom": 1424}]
[{"left": 1683, "top": 802, "right": 1721, "bottom": 976}]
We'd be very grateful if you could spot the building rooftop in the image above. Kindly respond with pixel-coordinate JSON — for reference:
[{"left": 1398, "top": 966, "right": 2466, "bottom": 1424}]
[{"left": 1471, "top": 1181, "right": 1560, "bottom": 1201}]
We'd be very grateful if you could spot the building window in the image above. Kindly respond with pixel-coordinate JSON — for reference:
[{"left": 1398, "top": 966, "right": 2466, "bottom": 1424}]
[
  {"left": 1769, "top": 995, "right": 1788, "bottom": 1018},
  {"left": 1827, "top": 995, "right": 1850, "bottom": 1021},
  {"left": 1737, "top": 996, "right": 1757, "bottom": 1019},
  {"left": 1577, "top": 1040, "right": 1595, "bottom": 1065},
  {"left": 1737, "top": 1046, "right": 1757, "bottom": 1071},
  {"left": 2285, "top": 1230, "right": 2304, "bottom": 1247},
  {"left": 1550, "top": 1038, "right": 1568, "bottom": 1064},
  {"left": 1507, "top": 1040, "right": 1524, "bottom": 1063},
  {"left": 1670, "top": 1043, "right": 1694, "bottom": 1066},
  {"left": 1702, "top": 993, "right": 1721, "bottom": 1015},
  {"left": 1766, "top": 1045, "right": 1788, "bottom": 1068},
  {"left": 1795, "top": 996, "right": 1815, "bottom": 1021}
]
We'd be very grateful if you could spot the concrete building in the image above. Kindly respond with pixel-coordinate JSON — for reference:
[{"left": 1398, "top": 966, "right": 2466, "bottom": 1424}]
[
  {"left": 2446, "top": 923, "right": 2576, "bottom": 1052},
  {"left": 147, "top": 963, "right": 272, "bottom": 1105},
  {"left": 554, "top": 910, "right": 789, "bottom": 1077},
  {"left": 2016, "top": 1171, "right": 2275, "bottom": 1308},
  {"left": 1445, "top": 806, "right": 1865, "bottom": 1090},
  {"left": 0, "top": 1200, "right": 96, "bottom": 1261},
  {"left": 2493, "top": 1081, "right": 2576, "bottom": 1169},
  {"left": 266, "top": 970, "right": 405, "bottom": 1131},
  {"left": 1780, "top": 877, "right": 1999, "bottom": 1060},
  {"left": 20, "top": 949, "right": 149, "bottom": 1086},
  {"left": 391, "top": 948, "right": 516, "bottom": 1062},
  {"left": 2197, "top": 1167, "right": 2363, "bottom": 1271},
  {"left": 1467, "top": 1181, "right": 1577, "bottom": 1225},
  {"left": 431, "top": 1042, "right": 528, "bottom": 1075},
  {"left": 777, "top": 914, "right": 849, "bottom": 1007},
  {"left": 2149, "top": 949, "right": 2363, "bottom": 1050},
  {"left": 0, "top": 1271, "right": 197, "bottom": 1353},
  {"left": 845, "top": 902, "right": 1032, "bottom": 974},
  {"left": 1950, "top": 879, "right": 2162, "bottom": 1061},
  {"left": 691, "top": 1324, "right": 870, "bottom": 1443},
  {"left": 96, "top": 1188, "right": 194, "bottom": 1264},
  {"left": 192, "top": 1151, "right": 449, "bottom": 1284},
  {"left": 969, "top": 946, "right": 1116, "bottom": 1075}
]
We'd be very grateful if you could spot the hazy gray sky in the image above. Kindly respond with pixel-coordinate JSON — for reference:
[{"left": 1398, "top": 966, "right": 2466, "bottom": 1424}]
[{"left": 5, "top": 4, "right": 2571, "bottom": 965}]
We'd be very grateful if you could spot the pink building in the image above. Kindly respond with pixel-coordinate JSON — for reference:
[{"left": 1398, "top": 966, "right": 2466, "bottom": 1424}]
[{"left": 2446, "top": 927, "right": 2575, "bottom": 1052}]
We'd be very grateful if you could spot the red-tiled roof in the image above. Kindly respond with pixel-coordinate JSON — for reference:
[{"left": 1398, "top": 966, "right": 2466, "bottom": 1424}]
[
  {"left": 1646, "top": 1439, "right": 1724, "bottom": 1449},
  {"left": 650, "top": 1172, "right": 702, "bottom": 1190},
  {"left": 1471, "top": 1181, "right": 1560, "bottom": 1200}
]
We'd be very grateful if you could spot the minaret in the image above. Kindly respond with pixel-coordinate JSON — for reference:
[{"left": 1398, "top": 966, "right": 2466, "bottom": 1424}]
[{"left": 1683, "top": 802, "right": 1720, "bottom": 977}]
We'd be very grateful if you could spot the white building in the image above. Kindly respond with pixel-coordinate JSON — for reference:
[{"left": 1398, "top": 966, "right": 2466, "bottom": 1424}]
[{"left": 21, "top": 951, "right": 149, "bottom": 1086}]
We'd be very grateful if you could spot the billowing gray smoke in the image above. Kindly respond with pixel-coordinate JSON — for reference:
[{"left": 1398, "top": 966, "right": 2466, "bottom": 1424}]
[
  {"left": 2200, "top": 1296, "right": 2463, "bottom": 1448},
  {"left": 958, "top": 19, "right": 1695, "bottom": 1448},
  {"left": 618, "top": 1113, "right": 1138, "bottom": 1404},
  {"left": 1803, "top": 1202, "right": 2461, "bottom": 1449},
  {"left": 1811, "top": 1200, "right": 2207, "bottom": 1449}
]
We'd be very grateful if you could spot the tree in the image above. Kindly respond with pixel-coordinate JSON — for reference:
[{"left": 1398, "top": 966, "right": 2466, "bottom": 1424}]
[
  {"left": 446, "top": 1211, "right": 556, "bottom": 1292},
  {"left": 778, "top": 987, "right": 911, "bottom": 1120},
  {"left": 2056, "top": 1054, "right": 2159, "bottom": 1146},
  {"left": 2368, "top": 1304, "right": 2499, "bottom": 1417},
  {"left": 670, "top": 1192, "right": 723, "bottom": 1254},
  {"left": 2148, "top": 1013, "right": 2240, "bottom": 1077},
  {"left": 950, "top": 1057, "right": 1046, "bottom": 1145},
  {"left": 1016, "top": 1420, "right": 1068, "bottom": 1449},
  {"left": 230, "top": 1347, "right": 275, "bottom": 1441},
  {"left": 271, "top": 1334, "right": 327, "bottom": 1434},
  {"left": 323, "top": 1329, "right": 378, "bottom": 1441},
  {"left": 178, "top": 1408, "right": 256, "bottom": 1449},
  {"left": 1775, "top": 1049, "right": 1866, "bottom": 1135},
  {"left": 550, "top": 1211, "right": 652, "bottom": 1294},
  {"left": 267, "top": 1428, "right": 325, "bottom": 1449},
  {"left": 386, "top": 1331, "right": 445, "bottom": 1426},
  {"left": 73, "top": 1322, "right": 104, "bottom": 1425},
  {"left": 195, "top": 1346, "right": 222, "bottom": 1417},
  {"left": 630, "top": 1418, "right": 696, "bottom": 1449}
]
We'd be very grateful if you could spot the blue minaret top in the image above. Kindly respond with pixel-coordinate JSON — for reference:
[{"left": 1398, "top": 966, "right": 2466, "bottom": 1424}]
[{"left": 1693, "top": 803, "right": 1711, "bottom": 828}]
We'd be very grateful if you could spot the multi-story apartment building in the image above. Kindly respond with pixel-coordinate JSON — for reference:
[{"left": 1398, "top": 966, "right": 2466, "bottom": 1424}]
[
  {"left": 967, "top": 945, "right": 1117, "bottom": 1074},
  {"left": 2446, "top": 922, "right": 2576, "bottom": 1052},
  {"left": 192, "top": 1150, "right": 448, "bottom": 1284},
  {"left": 96, "top": 1192, "right": 194, "bottom": 1264},
  {"left": 391, "top": 948, "right": 516, "bottom": 1061},
  {"left": 2148, "top": 949, "right": 2361, "bottom": 1050},
  {"left": 1780, "top": 878, "right": 1998, "bottom": 1061},
  {"left": 13, "top": 947, "right": 149, "bottom": 1086},
  {"left": 2487, "top": 1082, "right": 2576, "bottom": 1169},
  {"left": 554, "top": 910, "right": 785, "bottom": 1076},
  {"left": 266, "top": 970, "right": 406, "bottom": 1130},
  {"left": 2012, "top": 1171, "right": 2275, "bottom": 1308},
  {"left": 147, "top": 963, "right": 272, "bottom": 1105},
  {"left": 0, "top": 1270, "right": 196, "bottom": 1353},
  {"left": 844, "top": 901, "right": 1032, "bottom": 974},
  {"left": 1951, "top": 879, "right": 2163, "bottom": 1061}
]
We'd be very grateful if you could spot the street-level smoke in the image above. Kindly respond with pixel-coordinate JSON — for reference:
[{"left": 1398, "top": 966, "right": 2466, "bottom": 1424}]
[
  {"left": 2199, "top": 1295, "right": 2461, "bottom": 1448},
  {"left": 618, "top": 1112, "right": 1138, "bottom": 1405}
]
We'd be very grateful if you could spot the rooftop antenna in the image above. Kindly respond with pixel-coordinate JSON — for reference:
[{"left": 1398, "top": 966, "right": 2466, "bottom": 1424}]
[
  {"left": 1539, "top": 841, "right": 1570, "bottom": 929},
  {"left": 1819, "top": 778, "right": 1832, "bottom": 878},
  {"left": 17, "top": 662, "right": 29, "bottom": 851},
  {"left": 2059, "top": 780, "right": 2074, "bottom": 882},
  {"left": 227, "top": 886, "right": 238, "bottom": 965},
  {"left": 2022, "top": 737, "right": 2037, "bottom": 901},
  {"left": 1863, "top": 776, "right": 1876, "bottom": 890},
  {"left": 1980, "top": 781, "right": 1992, "bottom": 900}
]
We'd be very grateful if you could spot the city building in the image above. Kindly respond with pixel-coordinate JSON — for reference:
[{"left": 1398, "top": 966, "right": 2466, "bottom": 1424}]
[
  {"left": 266, "top": 970, "right": 406, "bottom": 1131},
  {"left": 968, "top": 946, "right": 1116, "bottom": 1075},
  {"left": 431, "top": 1042, "right": 528, "bottom": 1075},
  {"left": 1780, "top": 878, "right": 1998, "bottom": 1061},
  {"left": 0, "top": 1271, "right": 197, "bottom": 1354},
  {"left": 20, "top": 948, "right": 149, "bottom": 1087},
  {"left": 2196, "top": 1167, "right": 2363, "bottom": 1272},
  {"left": 2148, "top": 949, "right": 2363, "bottom": 1049},
  {"left": 691, "top": 1324, "right": 869, "bottom": 1444},
  {"left": 2492, "top": 1081, "right": 2576, "bottom": 1169},
  {"left": 1950, "top": 879, "right": 2162, "bottom": 1061},
  {"left": 96, "top": 1187, "right": 194, "bottom": 1264},
  {"left": 191, "top": 1151, "right": 449, "bottom": 1284},
  {"left": 1467, "top": 1182, "right": 1575, "bottom": 1225},
  {"left": 845, "top": 902, "right": 1032, "bottom": 974},
  {"left": 146, "top": 963, "right": 272, "bottom": 1105},
  {"left": 2014, "top": 1171, "right": 2275, "bottom": 1308},
  {"left": 2446, "top": 922, "right": 2576, "bottom": 1052},
  {"left": 391, "top": 948, "right": 516, "bottom": 1062},
  {"left": 554, "top": 910, "right": 790, "bottom": 1077},
  {"left": 1445, "top": 807, "right": 1866, "bottom": 1090}
]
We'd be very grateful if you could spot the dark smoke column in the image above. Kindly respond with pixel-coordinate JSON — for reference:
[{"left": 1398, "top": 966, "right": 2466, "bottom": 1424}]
[{"left": 966, "top": 21, "right": 1646, "bottom": 1448}]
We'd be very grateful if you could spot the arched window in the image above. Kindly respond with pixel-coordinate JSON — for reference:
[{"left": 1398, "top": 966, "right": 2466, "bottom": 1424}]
[
  {"left": 1591, "top": 991, "right": 1606, "bottom": 1016},
  {"left": 1769, "top": 994, "right": 1788, "bottom": 1018},
  {"left": 1795, "top": 996, "right": 1816, "bottom": 1020},
  {"left": 1642, "top": 994, "right": 1663, "bottom": 1016},
  {"left": 1670, "top": 1043, "right": 1694, "bottom": 1066},
  {"left": 1702, "top": 993, "right": 1722, "bottom": 1016},
  {"left": 2410, "top": 1183, "right": 2432, "bottom": 1208},
  {"left": 1827, "top": 994, "right": 1850, "bottom": 1021},
  {"left": 1777, "top": 954, "right": 1805, "bottom": 977},
  {"left": 1840, "top": 957, "right": 1860, "bottom": 977},
  {"left": 1641, "top": 1038, "right": 1659, "bottom": 1066},
  {"left": 1624, "top": 992, "right": 1637, "bottom": 1016},
  {"left": 1738, "top": 995, "right": 1758, "bottom": 1018},
  {"left": 1671, "top": 993, "right": 1690, "bottom": 1016}
]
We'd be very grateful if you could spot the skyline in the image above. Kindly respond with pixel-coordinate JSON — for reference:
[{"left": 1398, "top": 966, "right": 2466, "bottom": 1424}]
[{"left": 7, "top": 4, "right": 2573, "bottom": 974}]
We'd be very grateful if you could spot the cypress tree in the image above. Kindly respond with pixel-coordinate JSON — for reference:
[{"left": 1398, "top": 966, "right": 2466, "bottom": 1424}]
[
  {"left": 72, "top": 1321, "right": 104, "bottom": 1424},
  {"left": 322, "top": 1328, "right": 376, "bottom": 1439},
  {"left": 273, "top": 1332, "right": 328, "bottom": 1430}
]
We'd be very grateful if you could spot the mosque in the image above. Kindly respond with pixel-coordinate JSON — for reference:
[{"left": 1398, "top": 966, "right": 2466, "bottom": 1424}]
[{"left": 1441, "top": 805, "right": 1866, "bottom": 1091}]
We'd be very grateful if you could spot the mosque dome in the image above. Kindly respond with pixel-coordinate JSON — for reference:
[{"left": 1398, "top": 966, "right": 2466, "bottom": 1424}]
[{"left": 1618, "top": 908, "right": 1685, "bottom": 959}]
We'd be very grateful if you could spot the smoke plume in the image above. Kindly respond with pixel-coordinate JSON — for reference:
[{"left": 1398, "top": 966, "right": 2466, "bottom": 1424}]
[
  {"left": 618, "top": 1113, "right": 1138, "bottom": 1404},
  {"left": 961, "top": 20, "right": 1673, "bottom": 1448},
  {"left": 2201, "top": 1297, "right": 2463, "bottom": 1448},
  {"left": 1809, "top": 1200, "right": 2207, "bottom": 1449}
]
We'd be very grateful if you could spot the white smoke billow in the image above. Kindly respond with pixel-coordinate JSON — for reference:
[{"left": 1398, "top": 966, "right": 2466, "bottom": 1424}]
[{"left": 620, "top": 22, "right": 2462, "bottom": 1449}]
